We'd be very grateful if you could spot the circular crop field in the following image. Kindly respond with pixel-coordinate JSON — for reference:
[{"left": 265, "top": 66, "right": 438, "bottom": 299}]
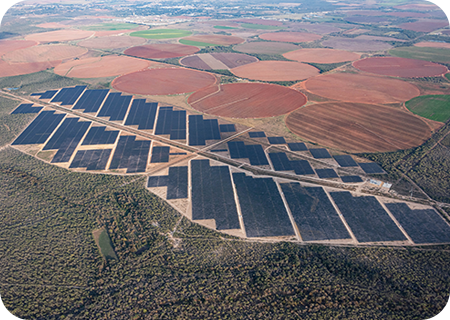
[
  {"left": 112, "top": 68, "right": 217, "bottom": 95},
  {"left": 78, "top": 35, "right": 146, "bottom": 49},
  {"left": 0, "top": 39, "right": 37, "bottom": 56},
  {"left": 286, "top": 102, "right": 431, "bottom": 153},
  {"left": 415, "top": 41, "right": 450, "bottom": 49},
  {"left": 130, "top": 29, "right": 191, "bottom": 39},
  {"left": 124, "top": 43, "right": 199, "bottom": 59},
  {"left": 188, "top": 83, "right": 307, "bottom": 118},
  {"left": 406, "top": 95, "right": 450, "bottom": 123},
  {"left": 231, "top": 60, "right": 319, "bottom": 81},
  {"left": 180, "top": 35, "right": 244, "bottom": 46},
  {"left": 25, "top": 30, "right": 95, "bottom": 43},
  {"left": 180, "top": 53, "right": 257, "bottom": 70},
  {"left": 259, "top": 32, "right": 322, "bottom": 43},
  {"left": 0, "top": 59, "right": 60, "bottom": 77},
  {"left": 54, "top": 55, "right": 151, "bottom": 78},
  {"left": 2, "top": 44, "right": 88, "bottom": 63},
  {"left": 321, "top": 37, "right": 393, "bottom": 52},
  {"left": 304, "top": 73, "right": 420, "bottom": 104},
  {"left": 233, "top": 41, "right": 300, "bottom": 55},
  {"left": 283, "top": 48, "right": 360, "bottom": 64},
  {"left": 353, "top": 57, "right": 447, "bottom": 78}
]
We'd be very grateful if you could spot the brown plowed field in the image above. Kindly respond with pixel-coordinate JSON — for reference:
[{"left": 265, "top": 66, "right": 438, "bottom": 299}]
[
  {"left": 285, "top": 102, "right": 431, "bottom": 153},
  {"left": 283, "top": 48, "right": 360, "bottom": 64},
  {"left": 181, "top": 53, "right": 257, "bottom": 70},
  {"left": 188, "top": 83, "right": 307, "bottom": 118},
  {"left": 0, "top": 59, "right": 60, "bottom": 77},
  {"left": 54, "top": 55, "right": 151, "bottom": 78},
  {"left": 94, "top": 27, "right": 142, "bottom": 37},
  {"left": 36, "top": 22, "right": 71, "bottom": 28},
  {"left": 304, "top": 73, "right": 420, "bottom": 104},
  {"left": 346, "top": 10, "right": 430, "bottom": 18},
  {"left": 2, "top": 45, "right": 88, "bottom": 63},
  {"left": 355, "top": 35, "right": 406, "bottom": 42},
  {"left": 231, "top": 60, "right": 319, "bottom": 81},
  {"left": 78, "top": 35, "right": 146, "bottom": 49},
  {"left": 25, "top": 30, "right": 94, "bottom": 43},
  {"left": 234, "top": 41, "right": 299, "bottom": 55},
  {"left": 0, "top": 40, "right": 37, "bottom": 57},
  {"left": 287, "top": 23, "right": 341, "bottom": 35},
  {"left": 321, "top": 37, "right": 392, "bottom": 52},
  {"left": 124, "top": 43, "right": 199, "bottom": 59},
  {"left": 345, "top": 16, "right": 390, "bottom": 24},
  {"left": 415, "top": 41, "right": 450, "bottom": 49},
  {"left": 398, "top": 20, "right": 449, "bottom": 33},
  {"left": 353, "top": 57, "right": 448, "bottom": 78},
  {"left": 259, "top": 32, "right": 322, "bottom": 43},
  {"left": 181, "top": 35, "right": 244, "bottom": 45},
  {"left": 112, "top": 68, "right": 217, "bottom": 95}
]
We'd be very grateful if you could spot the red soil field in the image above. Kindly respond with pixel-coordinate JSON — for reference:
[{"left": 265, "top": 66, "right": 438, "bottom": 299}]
[
  {"left": 112, "top": 68, "right": 217, "bottom": 95},
  {"left": 235, "top": 19, "right": 284, "bottom": 26},
  {"left": 259, "top": 32, "right": 322, "bottom": 43},
  {"left": 398, "top": 20, "right": 449, "bottom": 33},
  {"left": 180, "top": 53, "right": 257, "bottom": 70},
  {"left": 3, "top": 45, "right": 88, "bottom": 63},
  {"left": 124, "top": 43, "right": 199, "bottom": 59},
  {"left": 233, "top": 41, "right": 300, "bottom": 55},
  {"left": 345, "top": 10, "right": 430, "bottom": 18},
  {"left": 231, "top": 61, "right": 319, "bottom": 81},
  {"left": 181, "top": 35, "right": 244, "bottom": 45},
  {"left": 355, "top": 35, "right": 406, "bottom": 42},
  {"left": 304, "top": 73, "right": 420, "bottom": 104},
  {"left": 415, "top": 41, "right": 450, "bottom": 49},
  {"left": 287, "top": 23, "right": 341, "bottom": 35},
  {"left": 321, "top": 37, "right": 393, "bottom": 52},
  {"left": 188, "top": 83, "right": 307, "bottom": 118},
  {"left": 0, "top": 59, "right": 60, "bottom": 77},
  {"left": 345, "top": 16, "right": 390, "bottom": 24},
  {"left": 78, "top": 35, "right": 146, "bottom": 49},
  {"left": 54, "top": 55, "right": 151, "bottom": 78},
  {"left": 353, "top": 57, "right": 448, "bottom": 78},
  {"left": 285, "top": 102, "right": 431, "bottom": 153},
  {"left": 0, "top": 39, "right": 37, "bottom": 57},
  {"left": 394, "top": 4, "right": 439, "bottom": 10},
  {"left": 179, "top": 56, "right": 211, "bottom": 70},
  {"left": 283, "top": 48, "right": 360, "bottom": 64},
  {"left": 36, "top": 22, "right": 71, "bottom": 28},
  {"left": 25, "top": 30, "right": 95, "bottom": 43},
  {"left": 94, "top": 27, "right": 142, "bottom": 37}
]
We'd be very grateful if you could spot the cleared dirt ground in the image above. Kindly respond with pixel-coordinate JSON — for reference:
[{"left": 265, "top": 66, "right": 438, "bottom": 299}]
[
  {"left": 231, "top": 60, "right": 319, "bottom": 81},
  {"left": 180, "top": 35, "right": 244, "bottom": 45},
  {"left": 259, "top": 31, "right": 322, "bottom": 43},
  {"left": 0, "top": 40, "right": 37, "bottom": 56},
  {"left": 25, "top": 30, "right": 94, "bottom": 43},
  {"left": 78, "top": 35, "right": 146, "bottom": 49},
  {"left": 283, "top": 48, "right": 360, "bottom": 64},
  {"left": 3, "top": 44, "right": 88, "bottom": 63},
  {"left": 124, "top": 43, "right": 199, "bottom": 59},
  {"left": 321, "top": 37, "right": 393, "bottom": 52}
]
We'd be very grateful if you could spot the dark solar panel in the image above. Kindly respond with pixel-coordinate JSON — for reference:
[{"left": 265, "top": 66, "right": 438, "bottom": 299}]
[
  {"left": 150, "top": 146, "right": 170, "bottom": 163},
  {"left": 269, "top": 153, "right": 293, "bottom": 171},
  {"left": 341, "top": 176, "right": 363, "bottom": 183},
  {"left": 11, "top": 103, "right": 43, "bottom": 114},
  {"left": 246, "top": 144, "right": 269, "bottom": 166},
  {"left": 154, "top": 107, "right": 186, "bottom": 140},
  {"left": 191, "top": 159, "right": 240, "bottom": 230},
  {"left": 359, "top": 162, "right": 385, "bottom": 174},
  {"left": 154, "top": 107, "right": 172, "bottom": 135},
  {"left": 124, "top": 99, "right": 158, "bottom": 129},
  {"left": 109, "top": 136, "right": 150, "bottom": 173},
  {"left": 288, "top": 142, "right": 308, "bottom": 151},
  {"left": 81, "top": 126, "right": 119, "bottom": 145},
  {"left": 97, "top": 92, "right": 132, "bottom": 121},
  {"left": 281, "top": 184, "right": 350, "bottom": 241},
  {"left": 189, "top": 115, "right": 221, "bottom": 146},
  {"left": 334, "top": 155, "right": 358, "bottom": 167},
  {"left": 51, "top": 86, "right": 86, "bottom": 105},
  {"left": 167, "top": 166, "right": 188, "bottom": 199},
  {"left": 249, "top": 131, "right": 266, "bottom": 138},
  {"left": 211, "top": 149, "right": 227, "bottom": 152},
  {"left": 232, "top": 172, "right": 294, "bottom": 237},
  {"left": 219, "top": 124, "right": 236, "bottom": 133},
  {"left": 267, "top": 136, "right": 286, "bottom": 144},
  {"left": 228, "top": 141, "right": 248, "bottom": 159},
  {"left": 31, "top": 90, "right": 58, "bottom": 99},
  {"left": 69, "top": 149, "right": 111, "bottom": 170},
  {"left": 292, "top": 160, "right": 315, "bottom": 175},
  {"left": 43, "top": 117, "right": 91, "bottom": 163},
  {"left": 315, "top": 168, "right": 339, "bottom": 179},
  {"left": 169, "top": 152, "right": 187, "bottom": 156},
  {"left": 72, "top": 89, "right": 109, "bottom": 113},
  {"left": 12, "top": 111, "right": 65, "bottom": 145},
  {"left": 309, "top": 148, "right": 332, "bottom": 159},
  {"left": 147, "top": 175, "right": 169, "bottom": 188}
]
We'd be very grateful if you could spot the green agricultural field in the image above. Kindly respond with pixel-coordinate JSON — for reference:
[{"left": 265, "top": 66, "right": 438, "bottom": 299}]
[
  {"left": 406, "top": 95, "right": 450, "bottom": 122},
  {"left": 389, "top": 47, "right": 450, "bottom": 63},
  {"left": 93, "top": 228, "right": 118, "bottom": 260},
  {"left": 240, "top": 23, "right": 281, "bottom": 30},
  {"left": 445, "top": 73, "right": 450, "bottom": 81},
  {"left": 214, "top": 25, "right": 238, "bottom": 30},
  {"left": 83, "top": 23, "right": 138, "bottom": 31},
  {"left": 130, "top": 29, "right": 192, "bottom": 39},
  {"left": 179, "top": 39, "right": 219, "bottom": 47}
]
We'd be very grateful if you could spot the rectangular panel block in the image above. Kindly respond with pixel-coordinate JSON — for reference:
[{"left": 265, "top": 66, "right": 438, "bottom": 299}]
[
  {"left": 73, "top": 89, "right": 109, "bottom": 113},
  {"left": 288, "top": 142, "right": 308, "bottom": 151},
  {"left": 315, "top": 168, "right": 339, "bottom": 179},
  {"left": 292, "top": 160, "right": 315, "bottom": 175},
  {"left": 359, "top": 162, "right": 385, "bottom": 174},
  {"left": 31, "top": 90, "right": 58, "bottom": 100},
  {"left": 268, "top": 136, "right": 286, "bottom": 144},
  {"left": 249, "top": 131, "right": 266, "bottom": 138},
  {"left": 11, "top": 104, "right": 43, "bottom": 114},
  {"left": 109, "top": 136, "right": 150, "bottom": 173},
  {"left": 228, "top": 141, "right": 248, "bottom": 159},
  {"left": 69, "top": 149, "right": 111, "bottom": 170},
  {"left": 82, "top": 126, "right": 119, "bottom": 145},
  {"left": 309, "top": 148, "right": 332, "bottom": 159},
  {"left": 334, "top": 155, "right": 358, "bottom": 167},
  {"left": 51, "top": 86, "right": 86, "bottom": 105},
  {"left": 150, "top": 146, "right": 170, "bottom": 163},
  {"left": 269, "top": 152, "right": 293, "bottom": 171},
  {"left": 147, "top": 175, "right": 169, "bottom": 188},
  {"left": 219, "top": 124, "right": 236, "bottom": 133},
  {"left": 124, "top": 99, "right": 158, "bottom": 129},
  {"left": 341, "top": 176, "right": 363, "bottom": 183},
  {"left": 12, "top": 111, "right": 65, "bottom": 145},
  {"left": 167, "top": 166, "right": 188, "bottom": 199},
  {"left": 97, "top": 92, "right": 132, "bottom": 121},
  {"left": 246, "top": 144, "right": 269, "bottom": 166}
]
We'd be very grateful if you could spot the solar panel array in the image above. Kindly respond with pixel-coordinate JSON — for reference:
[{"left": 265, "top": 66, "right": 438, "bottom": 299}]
[
  {"left": 248, "top": 131, "right": 266, "bottom": 138},
  {"left": 147, "top": 166, "right": 188, "bottom": 199},
  {"left": 97, "top": 92, "right": 132, "bottom": 121},
  {"left": 267, "top": 136, "right": 286, "bottom": 144},
  {"left": 315, "top": 168, "right": 339, "bottom": 179},
  {"left": 124, "top": 99, "right": 158, "bottom": 129},
  {"left": 219, "top": 124, "right": 236, "bottom": 133},
  {"left": 12, "top": 111, "right": 65, "bottom": 145},
  {"left": 31, "top": 90, "right": 58, "bottom": 100},
  {"left": 228, "top": 141, "right": 268, "bottom": 165},
  {"left": 309, "top": 148, "right": 332, "bottom": 159},
  {"left": 333, "top": 155, "right": 358, "bottom": 167},
  {"left": 341, "top": 176, "right": 363, "bottom": 183},
  {"left": 72, "top": 89, "right": 109, "bottom": 113},
  {"left": 82, "top": 126, "right": 119, "bottom": 145},
  {"left": 188, "top": 115, "right": 221, "bottom": 146},
  {"left": 51, "top": 86, "right": 86, "bottom": 105},
  {"left": 109, "top": 136, "right": 151, "bottom": 173},
  {"left": 359, "top": 162, "right": 385, "bottom": 174},
  {"left": 154, "top": 107, "right": 186, "bottom": 140},
  {"left": 288, "top": 142, "right": 308, "bottom": 151},
  {"left": 11, "top": 103, "right": 43, "bottom": 114},
  {"left": 69, "top": 149, "right": 112, "bottom": 170},
  {"left": 150, "top": 146, "right": 170, "bottom": 163},
  {"left": 268, "top": 152, "right": 314, "bottom": 175}
]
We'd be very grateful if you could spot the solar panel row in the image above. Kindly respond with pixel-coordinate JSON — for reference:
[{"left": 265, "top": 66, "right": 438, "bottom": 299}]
[
  {"left": 154, "top": 107, "right": 186, "bottom": 140},
  {"left": 31, "top": 90, "right": 58, "bottom": 100},
  {"left": 51, "top": 86, "right": 86, "bottom": 105},
  {"left": 72, "top": 89, "right": 109, "bottom": 113},
  {"left": 333, "top": 155, "right": 358, "bottom": 167},
  {"left": 227, "top": 141, "right": 268, "bottom": 166},
  {"left": 288, "top": 142, "right": 308, "bottom": 151},
  {"left": 248, "top": 131, "right": 266, "bottom": 138},
  {"left": 109, "top": 136, "right": 150, "bottom": 173},
  {"left": 341, "top": 176, "right": 363, "bottom": 183},
  {"left": 191, "top": 160, "right": 240, "bottom": 230},
  {"left": 358, "top": 162, "right": 384, "bottom": 174},
  {"left": 219, "top": 124, "right": 236, "bottom": 133},
  {"left": 97, "top": 92, "right": 132, "bottom": 121},
  {"left": 124, "top": 99, "right": 158, "bottom": 130},
  {"left": 315, "top": 168, "right": 339, "bottom": 179},
  {"left": 11, "top": 103, "right": 43, "bottom": 114},
  {"left": 150, "top": 146, "right": 170, "bottom": 163},
  {"left": 188, "top": 115, "right": 220, "bottom": 146},
  {"left": 232, "top": 172, "right": 294, "bottom": 237},
  {"left": 43, "top": 117, "right": 91, "bottom": 163},
  {"left": 309, "top": 148, "right": 332, "bottom": 159},
  {"left": 147, "top": 167, "right": 188, "bottom": 199},
  {"left": 69, "top": 149, "right": 111, "bottom": 170},
  {"left": 12, "top": 111, "right": 65, "bottom": 145},
  {"left": 81, "top": 126, "right": 119, "bottom": 145},
  {"left": 267, "top": 136, "right": 286, "bottom": 144},
  {"left": 268, "top": 152, "right": 314, "bottom": 175}
]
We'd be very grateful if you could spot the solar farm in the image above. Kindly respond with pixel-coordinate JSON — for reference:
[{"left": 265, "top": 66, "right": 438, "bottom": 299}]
[{"left": 7, "top": 84, "right": 450, "bottom": 246}]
